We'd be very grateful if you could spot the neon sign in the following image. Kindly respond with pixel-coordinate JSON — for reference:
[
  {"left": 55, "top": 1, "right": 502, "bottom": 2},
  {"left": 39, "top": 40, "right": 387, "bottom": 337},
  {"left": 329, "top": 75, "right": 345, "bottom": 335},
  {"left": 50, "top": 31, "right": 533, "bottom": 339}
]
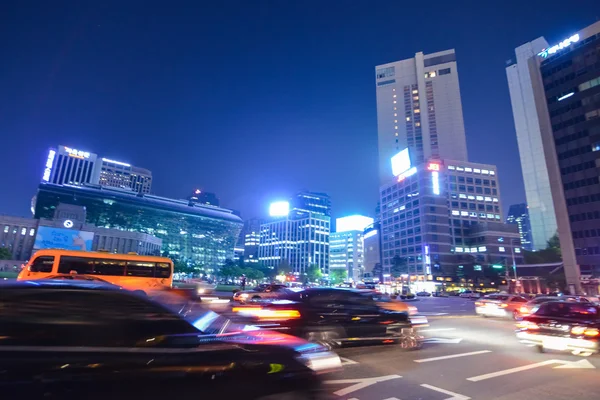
[
  {"left": 427, "top": 162, "right": 440, "bottom": 171},
  {"left": 42, "top": 149, "right": 56, "bottom": 182},
  {"left": 538, "top": 34, "right": 579, "bottom": 58},
  {"left": 64, "top": 146, "right": 91, "bottom": 159}
]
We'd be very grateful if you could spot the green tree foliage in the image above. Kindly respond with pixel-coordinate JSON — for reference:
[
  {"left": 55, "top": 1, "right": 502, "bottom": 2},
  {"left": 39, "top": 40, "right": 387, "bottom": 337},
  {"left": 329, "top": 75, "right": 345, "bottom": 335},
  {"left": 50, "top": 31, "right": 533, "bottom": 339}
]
[
  {"left": 329, "top": 269, "right": 347, "bottom": 284},
  {"left": 242, "top": 267, "right": 264, "bottom": 281},
  {"left": 371, "top": 263, "right": 383, "bottom": 281},
  {"left": 0, "top": 247, "right": 12, "bottom": 260},
  {"left": 523, "top": 233, "right": 562, "bottom": 264},
  {"left": 306, "top": 264, "right": 322, "bottom": 282},
  {"left": 220, "top": 259, "right": 243, "bottom": 280}
]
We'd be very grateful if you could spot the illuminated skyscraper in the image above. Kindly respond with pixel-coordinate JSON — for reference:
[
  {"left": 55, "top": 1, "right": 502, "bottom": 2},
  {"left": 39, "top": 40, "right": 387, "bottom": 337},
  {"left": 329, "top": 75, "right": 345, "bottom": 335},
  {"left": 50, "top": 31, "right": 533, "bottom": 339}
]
[
  {"left": 375, "top": 49, "right": 468, "bottom": 184},
  {"left": 330, "top": 215, "right": 374, "bottom": 281}
]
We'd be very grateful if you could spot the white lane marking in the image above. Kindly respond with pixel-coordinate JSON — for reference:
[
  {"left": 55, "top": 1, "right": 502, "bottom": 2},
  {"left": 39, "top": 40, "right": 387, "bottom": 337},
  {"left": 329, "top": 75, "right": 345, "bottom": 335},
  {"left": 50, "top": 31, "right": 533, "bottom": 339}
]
[
  {"left": 341, "top": 357, "right": 358, "bottom": 365},
  {"left": 422, "top": 337, "right": 463, "bottom": 344},
  {"left": 415, "top": 350, "right": 491, "bottom": 363},
  {"left": 421, "top": 384, "right": 470, "bottom": 400},
  {"left": 419, "top": 328, "right": 456, "bottom": 333},
  {"left": 419, "top": 312, "right": 449, "bottom": 316},
  {"left": 324, "top": 374, "right": 402, "bottom": 396},
  {"left": 467, "top": 359, "right": 595, "bottom": 382}
]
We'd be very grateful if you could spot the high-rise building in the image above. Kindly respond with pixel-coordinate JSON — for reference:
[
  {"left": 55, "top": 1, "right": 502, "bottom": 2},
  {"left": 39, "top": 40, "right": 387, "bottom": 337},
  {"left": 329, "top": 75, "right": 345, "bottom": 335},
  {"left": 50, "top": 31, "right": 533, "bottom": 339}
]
[
  {"left": 506, "top": 203, "right": 533, "bottom": 251},
  {"left": 100, "top": 158, "right": 152, "bottom": 194},
  {"left": 506, "top": 38, "right": 557, "bottom": 250},
  {"left": 362, "top": 223, "right": 381, "bottom": 278},
  {"left": 329, "top": 215, "right": 374, "bottom": 281},
  {"left": 241, "top": 218, "right": 263, "bottom": 264},
  {"left": 292, "top": 191, "right": 331, "bottom": 216},
  {"left": 42, "top": 145, "right": 152, "bottom": 194},
  {"left": 506, "top": 21, "right": 600, "bottom": 291},
  {"left": 375, "top": 49, "right": 468, "bottom": 184},
  {"left": 42, "top": 146, "right": 100, "bottom": 186},
  {"left": 189, "top": 189, "right": 220, "bottom": 207},
  {"left": 259, "top": 200, "right": 330, "bottom": 274},
  {"left": 378, "top": 148, "right": 521, "bottom": 291}
]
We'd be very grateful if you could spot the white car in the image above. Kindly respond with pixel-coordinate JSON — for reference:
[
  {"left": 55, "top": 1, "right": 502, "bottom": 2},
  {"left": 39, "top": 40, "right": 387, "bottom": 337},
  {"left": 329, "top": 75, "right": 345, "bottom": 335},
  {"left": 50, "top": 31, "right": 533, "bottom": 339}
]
[{"left": 233, "top": 284, "right": 296, "bottom": 303}]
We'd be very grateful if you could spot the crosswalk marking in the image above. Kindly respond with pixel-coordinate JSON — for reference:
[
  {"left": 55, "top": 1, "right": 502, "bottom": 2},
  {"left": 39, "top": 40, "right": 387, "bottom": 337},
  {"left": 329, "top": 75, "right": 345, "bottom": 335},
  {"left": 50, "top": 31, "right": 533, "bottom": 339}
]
[
  {"left": 414, "top": 350, "right": 492, "bottom": 363},
  {"left": 341, "top": 357, "right": 358, "bottom": 365},
  {"left": 420, "top": 384, "right": 470, "bottom": 400}
]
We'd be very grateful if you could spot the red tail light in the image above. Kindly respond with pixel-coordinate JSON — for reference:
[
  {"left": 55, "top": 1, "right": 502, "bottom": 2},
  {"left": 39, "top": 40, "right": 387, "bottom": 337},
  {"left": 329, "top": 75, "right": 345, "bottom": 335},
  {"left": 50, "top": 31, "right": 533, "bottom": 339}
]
[
  {"left": 499, "top": 303, "right": 508, "bottom": 308},
  {"left": 516, "top": 321, "right": 539, "bottom": 330}
]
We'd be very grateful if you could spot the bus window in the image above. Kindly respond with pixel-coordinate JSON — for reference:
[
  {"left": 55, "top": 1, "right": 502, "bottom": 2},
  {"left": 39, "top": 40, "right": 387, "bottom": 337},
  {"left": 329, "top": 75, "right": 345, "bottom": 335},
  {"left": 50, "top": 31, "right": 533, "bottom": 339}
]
[
  {"left": 126, "top": 261, "right": 154, "bottom": 277},
  {"left": 58, "top": 257, "right": 95, "bottom": 275},
  {"left": 94, "top": 260, "right": 126, "bottom": 276},
  {"left": 155, "top": 262, "right": 171, "bottom": 278},
  {"left": 29, "top": 256, "right": 54, "bottom": 273}
]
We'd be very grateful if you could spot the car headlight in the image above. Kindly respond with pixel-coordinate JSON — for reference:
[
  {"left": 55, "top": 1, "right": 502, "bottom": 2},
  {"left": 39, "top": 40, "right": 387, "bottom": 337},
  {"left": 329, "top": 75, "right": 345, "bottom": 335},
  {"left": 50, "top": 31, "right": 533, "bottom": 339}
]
[
  {"left": 197, "top": 288, "right": 206, "bottom": 294},
  {"left": 240, "top": 293, "right": 249, "bottom": 299},
  {"left": 297, "top": 351, "right": 341, "bottom": 374}
]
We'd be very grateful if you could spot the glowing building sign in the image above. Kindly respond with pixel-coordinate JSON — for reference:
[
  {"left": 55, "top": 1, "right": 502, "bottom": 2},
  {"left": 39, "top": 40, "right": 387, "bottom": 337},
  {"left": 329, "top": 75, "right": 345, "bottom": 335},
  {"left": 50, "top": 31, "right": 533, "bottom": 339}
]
[
  {"left": 427, "top": 162, "right": 440, "bottom": 171},
  {"left": 102, "top": 158, "right": 130, "bottom": 167},
  {"left": 391, "top": 148, "right": 411, "bottom": 177},
  {"left": 269, "top": 201, "right": 290, "bottom": 217},
  {"left": 63, "top": 146, "right": 91, "bottom": 159},
  {"left": 432, "top": 171, "right": 440, "bottom": 195},
  {"left": 336, "top": 215, "right": 374, "bottom": 233},
  {"left": 42, "top": 149, "right": 56, "bottom": 182},
  {"left": 538, "top": 34, "right": 579, "bottom": 58}
]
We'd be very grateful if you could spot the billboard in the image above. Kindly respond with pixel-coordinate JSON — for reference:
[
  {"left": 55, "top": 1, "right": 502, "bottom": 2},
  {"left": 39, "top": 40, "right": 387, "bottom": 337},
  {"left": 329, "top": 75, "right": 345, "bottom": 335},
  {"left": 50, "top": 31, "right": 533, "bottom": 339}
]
[
  {"left": 391, "top": 148, "right": 411, "bottom": 177},
  {"left": 269, "top": 201, "right": 290, "bottom": 217},
  {"left": 34, "top": 226, "right": 94, "bottom": 251},
  {"left": 336, "top": 215, "right": 374, "bottom": 233}
]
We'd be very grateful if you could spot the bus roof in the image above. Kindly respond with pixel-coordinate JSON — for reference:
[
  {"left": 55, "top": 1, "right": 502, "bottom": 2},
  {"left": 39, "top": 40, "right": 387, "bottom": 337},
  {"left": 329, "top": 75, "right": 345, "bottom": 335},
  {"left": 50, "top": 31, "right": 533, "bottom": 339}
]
[{"left": 30, "top": 249, "right": 173, "bottom": 263}]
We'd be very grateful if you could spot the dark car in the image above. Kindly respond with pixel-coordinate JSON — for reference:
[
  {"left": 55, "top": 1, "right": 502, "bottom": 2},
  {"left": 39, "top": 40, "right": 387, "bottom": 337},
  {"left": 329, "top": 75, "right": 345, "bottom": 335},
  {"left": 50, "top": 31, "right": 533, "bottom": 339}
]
[
  {"left": 0, "top": 280, "right": 340, "bottom": 399},
  {"left": 232, "top": 288, "right": 422, "bottom": 349},
  {"left": 516, "top": 300, "right": 600, "bottom": 356}
]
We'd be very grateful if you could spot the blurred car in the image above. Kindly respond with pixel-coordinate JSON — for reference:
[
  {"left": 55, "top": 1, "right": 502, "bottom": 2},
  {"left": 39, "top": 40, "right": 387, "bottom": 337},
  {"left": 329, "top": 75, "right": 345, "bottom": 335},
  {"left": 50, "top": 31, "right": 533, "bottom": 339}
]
[
  {"left": 232, "top": 288, "right": 423, "bottom": 349},
  {"left": 517, "top": 296, "right": 570, "bottom": 318},
  {"left": 459, "top": 290, "right": 481, "bottom": 299},
  {"left": 194, "top": 280, "right": 217, "bottom": 296},
  {"left": 233, "top": 284, "right": 295, "bottom": 303},
  {"left": 0, "top": 280, "right": 340, "bottom": 399},
  {"left": 432, "top": 291, "right": 448, "bottom": 297},
  {"left": 516, "top": 301, "right": 600, "bottom": 356},
  {"left": 416, "top": 291, "right": 431, "bottom": 297},
  {"left": 475, "top": 294, "right": 529, "bottom": 319}
]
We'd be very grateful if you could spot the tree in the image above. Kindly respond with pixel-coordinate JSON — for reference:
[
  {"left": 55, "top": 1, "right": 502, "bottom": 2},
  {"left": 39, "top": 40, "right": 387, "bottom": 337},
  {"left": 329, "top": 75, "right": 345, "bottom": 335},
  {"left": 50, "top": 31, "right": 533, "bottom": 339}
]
[
  {"left": 329, "top": 269, "right": 347, "bottom": 284},
  {"left": 371, "top": 263, "right": 383, "bottom": 282},
  {"left": 220, "top": 260, "right": 242, "bottom": 280},
  {"left": 306, "top": 264, "right": 322, "bottom": 282},
  {"left": 391, "top": 255, "right": 407, "bottom": 278},
  {"left": 0, "top": 247, "right": 12, "bottom": 260},
  {"left": 242, "top": 267, "right": 264, "bottom": 282},
  {"left": 277, "top": 260, "right": 292, "bottom": 275}
]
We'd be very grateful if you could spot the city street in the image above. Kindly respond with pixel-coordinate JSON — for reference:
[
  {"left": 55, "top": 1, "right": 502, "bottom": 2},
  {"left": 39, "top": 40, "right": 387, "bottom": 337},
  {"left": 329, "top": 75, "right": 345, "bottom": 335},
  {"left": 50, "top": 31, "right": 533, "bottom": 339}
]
[{"left": 322, "top": 298, "right": 600, "bottom": 400}]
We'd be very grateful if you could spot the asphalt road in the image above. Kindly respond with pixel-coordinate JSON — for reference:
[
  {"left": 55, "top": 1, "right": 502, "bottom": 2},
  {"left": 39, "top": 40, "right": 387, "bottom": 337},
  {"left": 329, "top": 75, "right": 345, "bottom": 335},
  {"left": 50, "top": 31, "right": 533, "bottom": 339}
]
[{"left": 324, "top": 311, "right": 600, "bottom": 400}]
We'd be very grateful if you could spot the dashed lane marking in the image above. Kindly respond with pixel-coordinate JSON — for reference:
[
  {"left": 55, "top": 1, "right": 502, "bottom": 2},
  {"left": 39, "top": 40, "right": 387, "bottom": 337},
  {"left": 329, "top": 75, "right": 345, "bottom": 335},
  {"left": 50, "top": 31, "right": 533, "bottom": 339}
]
[
  {"left": 414, "top": 350, "right": 492, "bottom": 363},
  {"left": 341, "top": 357, "right": 358, "bottom": 365},
  {"left": 420, "top": 384, "right": 470, "bottom": 400}
]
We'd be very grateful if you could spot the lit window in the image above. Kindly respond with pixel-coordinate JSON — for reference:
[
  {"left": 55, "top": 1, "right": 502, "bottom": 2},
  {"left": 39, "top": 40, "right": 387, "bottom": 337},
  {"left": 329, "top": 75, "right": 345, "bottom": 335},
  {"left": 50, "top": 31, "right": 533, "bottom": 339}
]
[
  {"left": 465, "top": 167, "right": 472, "bottom": 172},
  {"left": 394, "top": 120, "right": 398, "bottom": 123},
  {"left": 3, "top": 226, "right": 7, "bottom": 233},
  {"left": 474, "top": 169, "right": 481, "bottom": 173},
  {"left": 452, "top": 210, "right": 460, "bottom": 216},
  {"left": 394, "top": 107, "right": 397, "bottom": 110},
  {"left": 493, "top": 198, "right": 499, "bottom": 202},
  {"left": 413, "top": 96, "right": 419, "bottom": 101},
  {"left": 415, "top": 122, "right": 421, "bottom": 127},
  {"left": 495, "top": 215, "right": 501, "bottom": 219},
  {"left": 29, "top": 228, "right": 35, "bottom": 236},
  {"left": 499, "top": 247, "right": 505, "bottom": 252},
  {"left": 487, "top": 214, "right": 494, "bottom": 219},
  {"left": 460, "top": 211, "right": 469, "bottom": 216},
  {"left": 393, "top": 100, "right": 397, "bottom": 104},
  {"left": 447, "top": 166, "right": 455, "bottom": 170},
  {"left": 476, "top": 196, "right": 484, "bottom": 201},
  {"left": 406, "top": 117, "right": 411, "bottom": 121},
  {"left": 467, "top": 195, "right": 475, "bottom": 200},
  {"left": 485, "top": 197, "right": 492, "bottom": 202},
  {"left": 592, "top": 143, "right": 600, "bottom": 152},
  {"left": 482, "top": 169, "right": 490, "bottom": 174},
  {"left": 393, "top": 88, "right": 396, "bottom": 91},
  {"left": 455, "top": 247, "right": 464, "bottom": 253},
  {"left": 20, "top": 227, "right": 26, "bottom": 235},
  {"left": 412, "top": 89, "right": 418, "bottom": 94},
  {"left": 456, "top": 167, "right": 464, "bottom": 171},
  {"left": 393, "top": 95, "right": 397, "bottom": 98},
  {"left": 478, "top": 246, "right": 487, "bottom": 252},
  {"left": 459, "top": 194, "right": 467, "bottom": 199},
  {"left": 394, "top": 113, "right": 397, "bottom": 117},
  {"left": 395, "top": 133, "right": 399, "bottom": 136},
  {"left": 414, "top": 109, "right": 420, "bottom": 113},
  {"left": 490, "top": 171, "right": 495, "bottom": 175},
  {"left": 515, "top": 248, "right": 521, "bottom": 253}
]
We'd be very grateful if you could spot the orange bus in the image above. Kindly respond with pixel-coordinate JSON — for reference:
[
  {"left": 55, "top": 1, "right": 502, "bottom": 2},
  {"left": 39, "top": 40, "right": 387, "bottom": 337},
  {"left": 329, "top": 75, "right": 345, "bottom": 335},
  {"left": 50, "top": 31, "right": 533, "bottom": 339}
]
[{"left": 17, "top": 249, "right": 174, "bottom": 294}]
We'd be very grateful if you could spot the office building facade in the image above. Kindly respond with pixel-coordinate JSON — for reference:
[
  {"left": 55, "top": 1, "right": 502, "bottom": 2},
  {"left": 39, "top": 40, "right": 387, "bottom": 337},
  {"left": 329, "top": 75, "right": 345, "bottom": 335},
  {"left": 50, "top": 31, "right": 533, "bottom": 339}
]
[
  {"left": 507, "top": 38, "right": 558, "bottom": 250},
  {"left": 241, "top": 218, "right": 262, "bottom": 264},
  {"left": 33, "top": 183, "right": 242, "bottom": 266},
  {"left": 506, "top": 21, "right": 600, "bottom": 290},
  {"left": 329, "top": 215, "right": 374, "bottom": 281},
  {"left": 362, "top": 223, "right": 381, "bottom": 277},
  {"left": 375, "top": 49, "right": 468, "bottom": 184},
  {"left": 506, "top": 203, "right": 533, "bottom": 251},
  {"left": 42, "top": 145, "right": 152, "bottom": 194},
  {"left": 0, "top": 204, "right": 162, "bottom": 262},
  {"left": 100, "top": 158, "right": 152, "bottom": 194},
  {"left": 259, "top": 210, "right": 330, "bottom": 275},
  {"left": 379, "top": 150, "right": 521, "bottom": 290},
  {"left": 292, "top": 191, "right": 331, "bottom": 216}
]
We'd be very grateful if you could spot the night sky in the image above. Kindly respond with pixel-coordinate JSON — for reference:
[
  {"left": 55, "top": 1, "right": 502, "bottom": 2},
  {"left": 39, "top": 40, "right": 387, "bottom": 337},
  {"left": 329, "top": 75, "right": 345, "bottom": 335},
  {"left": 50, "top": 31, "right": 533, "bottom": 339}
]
[{"left": 2, "top": 1, "right": 599, "bottom": 221}]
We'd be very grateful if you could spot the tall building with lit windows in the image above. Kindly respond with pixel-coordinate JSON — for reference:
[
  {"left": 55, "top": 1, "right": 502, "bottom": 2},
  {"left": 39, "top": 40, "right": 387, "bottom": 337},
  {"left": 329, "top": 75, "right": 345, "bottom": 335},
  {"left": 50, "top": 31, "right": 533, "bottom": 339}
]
[
  {"left": 507, "top": 21, "right": 600, "bottom": 291},
  {"left": 329, "top": 215, "right": 374, "bottom": 281},
  {"left": 375, "top": 49, "right": 468, "bottom": 184},
  {"left": 378, "top": 147, "right": 520, "bottom": 291},
  {"left": 42, "top": 145, "right": 152, "bottom": 194}
]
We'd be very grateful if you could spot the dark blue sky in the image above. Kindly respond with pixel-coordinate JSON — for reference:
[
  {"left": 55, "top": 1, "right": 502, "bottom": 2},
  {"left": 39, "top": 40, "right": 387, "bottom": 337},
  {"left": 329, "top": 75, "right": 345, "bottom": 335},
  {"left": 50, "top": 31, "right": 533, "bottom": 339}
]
[{"left": 1, "top": 1, "right": 599, "bottom": 220}]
